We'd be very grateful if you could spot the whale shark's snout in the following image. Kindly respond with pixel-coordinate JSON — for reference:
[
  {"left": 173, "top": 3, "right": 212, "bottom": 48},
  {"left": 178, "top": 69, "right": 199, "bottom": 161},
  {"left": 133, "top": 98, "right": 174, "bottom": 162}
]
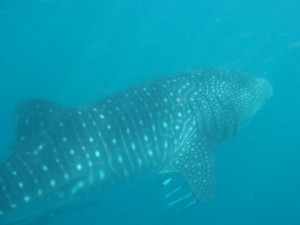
[
  {"left": 233, "top": 75, "right": 273, "bottom": 127},
  {"left": 250, "top": 77, "right": 273, "bottom": 115},
  {"left": 256, "top": 77, "right": 273, "bottom": 101}
]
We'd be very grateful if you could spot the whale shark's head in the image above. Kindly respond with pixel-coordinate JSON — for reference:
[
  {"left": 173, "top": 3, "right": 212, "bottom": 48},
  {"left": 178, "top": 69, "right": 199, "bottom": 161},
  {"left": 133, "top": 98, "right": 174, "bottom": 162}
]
[
  {"left": 223, "top": 69, "right": 272, "bottom": 123},
  {"left": 235, "top": 76, "right": 273, "bottom": 120},
  {"left": 189, "top": 69, "right": 273, "bottom": 139}
]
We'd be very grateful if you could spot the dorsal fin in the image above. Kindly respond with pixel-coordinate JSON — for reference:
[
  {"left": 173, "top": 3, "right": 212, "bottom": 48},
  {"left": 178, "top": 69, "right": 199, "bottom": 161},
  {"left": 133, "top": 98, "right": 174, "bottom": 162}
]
[
  {"left": 10, "top": 99, "right": 67, "bottom": 153},
  {"left": 160, "top": 133, "right": 215, "bottom": 201}
]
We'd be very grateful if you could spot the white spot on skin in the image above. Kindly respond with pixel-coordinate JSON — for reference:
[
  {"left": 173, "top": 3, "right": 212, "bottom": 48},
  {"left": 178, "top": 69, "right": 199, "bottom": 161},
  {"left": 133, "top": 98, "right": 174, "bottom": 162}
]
[
  {"left": 164, "top": 141, "right": 168, "bottom": 148},
  {"left": 19, "top": 182, "right": 24, "bottom": 188},
  {"left": 42, "top": 165, "right": 48, "bottom": 171},
  {"left": 77, "top": 181, "right": 84, "bottom": 189},
  {"left": 70, "top": 149, "right": 75, "bottom": 155},
  {"left": 118, "top": 155, "right": 123, "bottom": 163},
  {"left": 152, "top": 125, "right": 156, "bottom": 131},
  {"left": 24, "top": 196, "right": 30, "bottom": 202},
  {"left": 76, "top": 164, "right": 82, "bottom": 171},
  {"left": 131, "top": 143, "right": 136, "bottom": 150},
  {"left": 62, "top": 137, "right": 67, "bottom": 142},
  {"left": 95, "top": 151, "right": 100, "bottom": 157},
  {"left": 12, "top": 171, "right": 17, "bottom": 176},
  {"left": 137, "top": 158, "right": 143, "bottom": 166},
  {"left": 99, "top": 170, "right": 105, "bottom": 180},
  {"left": 100, "top": 114, "right": 105, "bottom": 119},
  {"left": 50, "top": 179, "right": 56, "bottom": 186},
  {"left": 107, "top": 124, "right": 111, "bottom": 130},
  {"left": 126, "top": 128, "right": 130, "bottom": 134},
  {"left": 148, "top": 150, "right": 153, "bottom": 156},
  {"left": 112, "top": 138, "right": 117, "bottom": 144},
  {"left": 89, "top": 137, "right": 94, "bottom": 143},
  {"left": 38, "top": 189, "right": 43, "bottom": 196},
  {"left": 144, "top": 135, "right": 148, "bottom": 142}
]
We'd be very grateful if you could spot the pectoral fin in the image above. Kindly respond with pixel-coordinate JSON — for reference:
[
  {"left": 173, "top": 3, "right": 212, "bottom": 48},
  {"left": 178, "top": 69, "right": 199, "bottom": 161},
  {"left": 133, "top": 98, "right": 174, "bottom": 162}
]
[{"left": 160, "top": 134, "right": 215, "bottom": 201}]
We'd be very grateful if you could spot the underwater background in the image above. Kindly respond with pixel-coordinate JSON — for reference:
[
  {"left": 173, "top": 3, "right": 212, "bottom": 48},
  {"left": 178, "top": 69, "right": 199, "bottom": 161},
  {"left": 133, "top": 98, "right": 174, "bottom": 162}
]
[{"left": 0, "top": 0, "right": 299, "bottom": 224}]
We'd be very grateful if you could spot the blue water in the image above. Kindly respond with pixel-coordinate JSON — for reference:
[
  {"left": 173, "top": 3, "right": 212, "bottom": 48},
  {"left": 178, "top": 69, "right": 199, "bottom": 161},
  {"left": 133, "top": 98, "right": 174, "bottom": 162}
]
[{"left": 0, "top": 0, "right": 299, "bottom": 224}]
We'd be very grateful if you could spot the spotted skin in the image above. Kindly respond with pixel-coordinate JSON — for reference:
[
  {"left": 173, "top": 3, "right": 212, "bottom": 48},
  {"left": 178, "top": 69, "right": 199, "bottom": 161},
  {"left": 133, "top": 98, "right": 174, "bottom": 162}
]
[{"left": 0, "top": 69, "right": 272, "bottom": 222}]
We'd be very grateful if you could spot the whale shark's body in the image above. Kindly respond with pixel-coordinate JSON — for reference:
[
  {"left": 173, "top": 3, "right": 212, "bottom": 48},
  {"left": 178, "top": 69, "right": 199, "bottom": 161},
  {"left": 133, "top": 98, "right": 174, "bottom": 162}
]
[{"left": 0, "top": 69, "right": 272, "bottom": 224}]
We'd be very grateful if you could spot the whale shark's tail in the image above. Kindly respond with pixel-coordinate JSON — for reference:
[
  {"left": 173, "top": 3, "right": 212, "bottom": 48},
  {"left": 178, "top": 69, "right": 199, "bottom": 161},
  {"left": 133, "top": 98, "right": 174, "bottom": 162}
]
[{"left": 0, "top": 99, "right": 78, "bottom": 224}]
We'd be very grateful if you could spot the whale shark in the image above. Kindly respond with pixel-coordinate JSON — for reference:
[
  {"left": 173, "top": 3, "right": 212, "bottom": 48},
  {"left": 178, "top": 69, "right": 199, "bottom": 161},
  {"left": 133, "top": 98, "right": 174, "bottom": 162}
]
[{"left": 0, "top": 69, "right": 272, "bottom": 224}]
